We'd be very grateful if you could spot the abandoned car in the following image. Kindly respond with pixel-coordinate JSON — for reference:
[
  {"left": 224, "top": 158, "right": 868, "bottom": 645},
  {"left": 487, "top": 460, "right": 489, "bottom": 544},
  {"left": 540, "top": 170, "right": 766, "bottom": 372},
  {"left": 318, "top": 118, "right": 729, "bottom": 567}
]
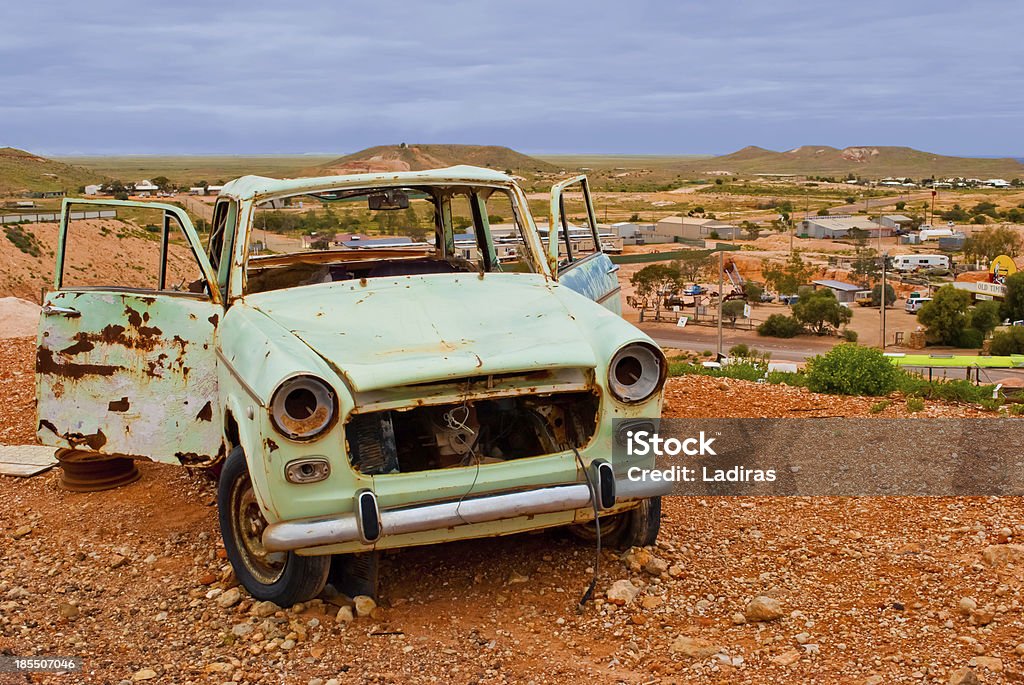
[{"left": 36, "top": 166, "right": 668, "bottom": 604}]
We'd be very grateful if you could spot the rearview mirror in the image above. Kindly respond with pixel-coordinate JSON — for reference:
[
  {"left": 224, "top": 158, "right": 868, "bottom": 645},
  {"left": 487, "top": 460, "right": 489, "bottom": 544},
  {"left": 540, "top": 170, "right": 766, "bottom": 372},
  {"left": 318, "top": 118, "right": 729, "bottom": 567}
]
[{"left": 368, "top": 190, "right": 409, "bottom": 211}]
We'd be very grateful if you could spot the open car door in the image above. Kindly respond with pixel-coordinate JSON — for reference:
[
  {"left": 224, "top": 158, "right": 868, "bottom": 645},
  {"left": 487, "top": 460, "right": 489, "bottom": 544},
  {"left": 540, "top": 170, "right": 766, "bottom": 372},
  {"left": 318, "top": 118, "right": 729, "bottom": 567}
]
[
  {"left": 548, "top": 175, "right": 621, "bottom": 313},
  {"left": 36, "top": 198, "right": 225, "bottom": 466}
]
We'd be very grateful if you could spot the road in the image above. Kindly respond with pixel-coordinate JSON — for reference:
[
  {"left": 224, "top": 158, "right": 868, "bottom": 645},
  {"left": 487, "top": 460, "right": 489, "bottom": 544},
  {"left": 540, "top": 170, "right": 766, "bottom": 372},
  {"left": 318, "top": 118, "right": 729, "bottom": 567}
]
[{"left": 641, "top": 323, "right": 831, "bottom": 362}]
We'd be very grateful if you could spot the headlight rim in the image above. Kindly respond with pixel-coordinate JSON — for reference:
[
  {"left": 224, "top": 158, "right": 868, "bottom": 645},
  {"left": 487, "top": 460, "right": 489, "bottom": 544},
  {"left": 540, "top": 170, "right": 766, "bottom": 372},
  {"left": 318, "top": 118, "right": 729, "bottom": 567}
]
[
  {"left": 268, "top": 374, "right": 338, "bottom": 442},
  {"left": 608, "top": 342, "right": 667, "bottom": 404}
]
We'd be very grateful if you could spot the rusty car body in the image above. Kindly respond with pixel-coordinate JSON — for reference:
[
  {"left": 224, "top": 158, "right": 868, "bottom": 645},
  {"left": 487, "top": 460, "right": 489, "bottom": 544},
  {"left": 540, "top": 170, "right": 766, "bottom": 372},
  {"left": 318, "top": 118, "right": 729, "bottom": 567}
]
[{"left": 36, "top": 166, "right": 668, "bottom": 604}]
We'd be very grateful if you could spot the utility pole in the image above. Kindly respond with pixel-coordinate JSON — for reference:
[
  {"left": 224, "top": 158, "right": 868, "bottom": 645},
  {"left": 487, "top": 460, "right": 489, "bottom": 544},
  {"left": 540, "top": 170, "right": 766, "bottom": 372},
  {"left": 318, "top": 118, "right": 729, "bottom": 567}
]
[
  {"left": 879, "top": 252, "right": 888, "bottom": 349},
  {"left": 717, "top": 250, "right": 724, "bottom": 358}
]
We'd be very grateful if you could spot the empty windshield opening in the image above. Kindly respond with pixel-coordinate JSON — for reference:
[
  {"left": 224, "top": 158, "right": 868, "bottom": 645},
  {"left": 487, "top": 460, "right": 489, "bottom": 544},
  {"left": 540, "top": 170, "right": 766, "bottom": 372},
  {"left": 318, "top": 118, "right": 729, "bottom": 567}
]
[{"left": 245, "top": 184, "right": 535, "bottom": 294}]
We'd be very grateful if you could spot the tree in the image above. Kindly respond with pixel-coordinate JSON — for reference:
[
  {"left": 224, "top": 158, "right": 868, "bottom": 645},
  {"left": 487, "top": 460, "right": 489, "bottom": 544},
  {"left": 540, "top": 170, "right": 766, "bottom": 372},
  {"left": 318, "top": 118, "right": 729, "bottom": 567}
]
[
  {"left": 758, "top": 314, "right": 802, "bottom": 337},
  {"left": 1002, "top": 272, "right": 1024, "bottom": 322},
  {"left": 895, "top": 201, "right": 906, "bottom": 210},
  {"left": 817, "top": 208, "right": 830, "bottom": 216},
  {"left": 962, "top": 226, "right": 1022, "bottom": 262},
  {"left": 151, "top": 176, "right": 172, "bottom": 192},
  {"left": 762, "top": 250, "right": 813, "bottom": 296},
  {"left": 851, "top": 246, "right": 880, "bottom": 283},
  {"left": 917, "top": 285, "right": 971, "bottom": 345},
  {"left": 722, "top": 299, "right": 746, "bottom": 326},
  {"left": 674, "top": 252, "right": 712, "bottom": 283},
  {"left": 990, "top": 327, "right": 1024, "bottom": 355},
  {"left": 967, "top": 300, "right": 1002, "bottom": 336},
  {"left": 869, "top": 283, "right": 896, "bottom": 307},
  {"left": 791, "top": 289, "right": 851, "bottom": 335},
  {"left": 630, "top": 264, "right": 682, "bottom": 318},
  {"left": 743, "top": 281, "right": 764, "bottom": 303}
]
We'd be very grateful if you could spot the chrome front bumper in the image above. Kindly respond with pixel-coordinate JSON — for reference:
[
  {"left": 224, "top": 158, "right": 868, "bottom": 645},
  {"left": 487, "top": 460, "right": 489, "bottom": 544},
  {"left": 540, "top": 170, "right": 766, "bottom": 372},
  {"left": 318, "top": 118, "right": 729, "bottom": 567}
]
[{"left": 263, "top": 475, "right": 669, "bottom": 552}]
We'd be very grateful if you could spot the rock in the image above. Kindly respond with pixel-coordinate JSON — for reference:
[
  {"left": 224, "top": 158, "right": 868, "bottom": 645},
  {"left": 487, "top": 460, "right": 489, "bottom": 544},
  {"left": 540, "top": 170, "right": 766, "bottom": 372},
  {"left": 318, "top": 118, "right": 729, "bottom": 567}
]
[
  {"left": 731, "top": 612, "right": 746, "bottom": 625},
  {"left": 643, "top": 557, "right": 668, "bottom": 577},
  {"left": 325, "top": 680, "right": 339, "bottom": 685},
  {"left": 668, "top": 564, "right": 686, "bottom": 579},
  {"left": 58, "top": 602, "right": 79, "bottom": 620},
  {"left": 335, "top": 606, "right": 354, "bottom": 623},
  {"left": 669, "top": 636, "right": 721, "bottom": 658},
  {"left": 640, "top": 595, "right": 662, "bottom": 610},
  {"left": 203, "top": 663, "right": 234, "bottom": 674},
  {"left": 947, "top": 668, "right": 980, "bottom": 685},
  {"left": 972, "top": 656, "right": 1002, "bottom": 672},
  {"left": 308, "top": 680, "right": 324, "bottom": 685},
  {"left": 231, "top": 623, "right": 254, "bottom": 637},
  {"left": 622, "top": 547, "right": 652, "bottom": 573},
  {"left": 794, "top": 632, "right": 810, "bottom": 644},
  {"left": 968, "top": 609, "right": 994, "bottom": 626},
  {"left": 280, "top": 639, "right": 296, "bottom": 650},
  {"left": 606, "top": 580, "right": 640, "bottom": 606},
  {"left": 217, "top": 588, "right": 242, "bottom": 609},
  {"left": 981, "top": 544, "right": 1024, "bottom": 567},
  {"left": 1015, "top": 643, "right": 1024, "bottom": 656},
  {"left": 506, "top": 571, "right": 530, "bottom": 585},
  {"left": 959, "top": 597, "right": 978, "bottom": 616},
  {"left": 863, "top": 676, "right": 884, "bottom": 685},
  {"left": 353, "top": 595, "right": 376, "bottom": 618},
  {"left": 110, "top": 555, "right": 128, "bottom": 569},
  {"left": 744, "top": 596, "right": 785, "bottom": 622},
  {"left": 11, "top": 525, "right": 32, "bottom": 539},
  {"left": 198, "top": 573, "right": 217, "bottom": 586},
  {"left": 132, "top": 669, "right": 158, "bottom": 681},
  {"left": 253, "top": 601, "right": 281, "bottom": 618},
  {"left": 772, "top": 650, "right": 801, "bottom": 666}
]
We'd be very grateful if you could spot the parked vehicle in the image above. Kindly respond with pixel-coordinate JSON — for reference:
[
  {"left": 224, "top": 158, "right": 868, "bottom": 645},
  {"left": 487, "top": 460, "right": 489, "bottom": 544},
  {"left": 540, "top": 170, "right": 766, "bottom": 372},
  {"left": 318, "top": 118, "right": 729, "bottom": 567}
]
[
  {"left": 779, "top": 294, "right": 799, "bottom": 305},
  {"left": 891, "top": 254, "right": 949, "bottom": 272},
  {"left": 854, "top": 291, "right": 873, "bottom": 307},
  {"left": 682, "top": 284, "right": 705, "bottom": 296},
  {"left": 35, "top": 167, "right": 668, "bottom": 605},
  {"left": 906, "top": 296, "right": 932, "bottom": 313}
]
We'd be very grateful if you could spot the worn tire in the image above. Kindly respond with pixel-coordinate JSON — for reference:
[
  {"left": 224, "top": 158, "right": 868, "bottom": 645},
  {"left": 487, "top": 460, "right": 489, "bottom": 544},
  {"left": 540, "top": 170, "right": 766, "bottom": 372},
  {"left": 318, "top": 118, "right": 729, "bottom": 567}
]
[
  {"left": 568, "top": 496, "right": 662, "bottom": 550},
  {"left": 218, "top": 446, "right": 330, "bottom": 606}
]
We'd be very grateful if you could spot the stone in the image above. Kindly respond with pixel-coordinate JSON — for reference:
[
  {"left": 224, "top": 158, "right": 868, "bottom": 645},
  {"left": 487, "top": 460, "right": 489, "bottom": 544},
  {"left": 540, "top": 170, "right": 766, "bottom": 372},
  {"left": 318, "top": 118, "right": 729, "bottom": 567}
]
[
  {"left": 606, "top": 580, "right": 640, "bottom": 606},
  {"left": 231, "top": 623, "right": 254, "bottom": 637},
  {"left": 217, "top": 588, "right": 242, "bottom": 609},
  {"left": 198, "top": 573, "right": 217, "bottom": 586},
  {"left": 947, "top": 668, "right": 980, "bottom": 685},
  {"left": 968, "top": 609, "right": 994, "bottom": 626},
  {"left": 204, "top": 663, "right": 234, "bottom": 674},
  {"left": 132, "top": 669, "right": 158, "bottom": 681},
  {"left": 640, "top": 595, "right": 662, "bottom": 610},
  {"left": 280, "top": 639, "right": 296, "bottom": 650},
  {"left": 353, "top": 595, "right": 376, "bottom": 617},
  {"left": 981, "top": 544, "right": 1024, "bottom": 567},
  {"left": 772, "top": 650, "right": 801, "bottom": 666},
  {"left": 794, "top": 632, "right": 810, "bottom": 644},
  {"left": 1015, "top": 643, "right": 1024, "bottom": 656},
  {"left": 643, "top": 557, "right": 668, "bottom": 577},
  {"left": 958, "top": 597, "right": 978, "bottom": 616},
  {"left": 110, "top": 555, "right": 128, "bottom": 569},
  {"left": 253, "top": 601, "right": 281, "bottom": 618},
  {"left": 731, "top": 612, "right": 746, "bottom": 625},
  {"left": 621, "top": 547, "right": 652, "bottom": 573},
  {"left": 506, "top": 571, "right": 530, "bottom": 585},
  {"left": 58, "top": 602, "right": 79, "bottom": 619},
  {"left": 972, "top": 657, "right": 1002, "bottom": 672},
  {"left": 744, "top": 596, "right": 785, "bottom": 622},
  {"left": 12, "top": 525, "right": 32, "bottom": 539},
  {"left": 335, "top": 606, "right": 354, "bottom": 623},
  {"left": 669, "top": 636, "right": 721, "bottom": 658},
  {"left": 863, "top": 676, "right": 884, "bottom": 685}
]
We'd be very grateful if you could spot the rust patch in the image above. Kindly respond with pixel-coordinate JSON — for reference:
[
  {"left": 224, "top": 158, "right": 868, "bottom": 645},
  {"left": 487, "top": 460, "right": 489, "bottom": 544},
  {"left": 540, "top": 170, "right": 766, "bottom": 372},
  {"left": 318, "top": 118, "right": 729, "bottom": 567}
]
[
  {"left": 265, "top": 438, "right": 279, "bottom": 453},
  {"left": 175, "top": 451, "right": 209, "bottom": 466},
  {"left": 208, "top": 313, "right": 219, "bottom": 326},
  {"left": 196, "top": 401, "right": 213, "bottom": 422},
  {"left": 124, "top": 305, "right": 163, "bottom": 339},
  {"left": 60, "top": 333, "right": 95, "bottom": 356},
  {"left": 108, "top": 397, "right": 130, "bottom": 412},
  {"left": 37, "top": 348, "right": 121, "bottom": 379}
]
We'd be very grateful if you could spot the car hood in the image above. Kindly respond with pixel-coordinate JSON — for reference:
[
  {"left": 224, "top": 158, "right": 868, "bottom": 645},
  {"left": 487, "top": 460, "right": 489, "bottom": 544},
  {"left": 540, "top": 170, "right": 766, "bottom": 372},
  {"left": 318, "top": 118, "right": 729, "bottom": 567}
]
[{"left": 246, "top": 274, "right": 598, "bottom": 392}]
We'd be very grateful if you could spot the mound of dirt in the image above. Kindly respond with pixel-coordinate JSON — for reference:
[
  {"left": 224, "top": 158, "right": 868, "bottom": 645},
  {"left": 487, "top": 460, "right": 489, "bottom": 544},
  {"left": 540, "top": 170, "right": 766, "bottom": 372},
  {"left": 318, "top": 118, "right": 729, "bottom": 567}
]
[{"left": 0, "top": 298, "right": 40, "bottom": 339}]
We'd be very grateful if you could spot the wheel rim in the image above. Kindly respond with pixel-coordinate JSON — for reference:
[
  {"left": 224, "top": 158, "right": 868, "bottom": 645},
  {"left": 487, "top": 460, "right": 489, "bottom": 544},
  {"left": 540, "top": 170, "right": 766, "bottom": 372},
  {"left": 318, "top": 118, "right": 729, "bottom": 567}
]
[{"left": 230, "top": 471, "right": 286, "bottom": 585}]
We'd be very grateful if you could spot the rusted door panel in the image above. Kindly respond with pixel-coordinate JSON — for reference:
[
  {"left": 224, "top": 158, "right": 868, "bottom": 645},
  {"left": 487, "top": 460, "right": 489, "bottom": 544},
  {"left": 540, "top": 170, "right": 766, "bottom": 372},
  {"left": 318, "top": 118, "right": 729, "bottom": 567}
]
[
  {"left": 548, "top": 176, "right": 621, "bottom": 313},
  {"left": 37, "top": 291, "right": 222, "bottom": 465}
]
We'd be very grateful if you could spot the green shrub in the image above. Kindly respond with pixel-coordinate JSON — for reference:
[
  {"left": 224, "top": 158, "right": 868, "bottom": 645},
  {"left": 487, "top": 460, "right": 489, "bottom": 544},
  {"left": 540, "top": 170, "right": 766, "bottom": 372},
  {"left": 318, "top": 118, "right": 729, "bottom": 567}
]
[
  {"left": 895, "top": 374, "right": 995, "bottom": 403},
  {"left": 4, "top": 225, "right": 41, "bottom": 257},
  {"left": 841, "top": 329, "right": 858, "bottom": 343},
  {"left": 978, "top": 398, "right": 1003, "bottom": 412},
  {"left": 905, "top": 397, "right": 925, "bottom": 412},
  {"left": 990, "top": 327, "right": 1024, "bottom": 355},
  {"left": 729, "top": 343, "right": 750, "bottom": 357},
  {"left": 805, "top": 344, "right": 900, "bottom": 396},
  {"left": 956, "top": 327, "right": 985, "bottom": 349},
  {"left": 758, "top": 314, "right": 803, "bottom": 338},
  {"left": 870, "top": 399, "right": 891, "bottom": 413},
  {"left": 1008, "top": 403, "right": 1024, "bottom": 416}
]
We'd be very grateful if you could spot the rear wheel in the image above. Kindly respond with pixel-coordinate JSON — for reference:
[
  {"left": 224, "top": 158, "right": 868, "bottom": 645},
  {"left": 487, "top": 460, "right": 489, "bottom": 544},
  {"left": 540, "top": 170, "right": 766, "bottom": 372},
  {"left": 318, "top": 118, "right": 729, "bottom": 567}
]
[
  {"left": 568, "top": 497, "right": 661, "bottom": 549},
  {"left": 218, "top": 446, "right": 329, "bottom": 606}
]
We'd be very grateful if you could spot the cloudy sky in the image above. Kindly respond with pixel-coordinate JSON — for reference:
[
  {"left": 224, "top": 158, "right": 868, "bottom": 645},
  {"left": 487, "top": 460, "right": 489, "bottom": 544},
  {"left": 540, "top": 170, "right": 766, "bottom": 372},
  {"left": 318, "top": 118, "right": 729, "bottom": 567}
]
[{"left": 2, "top": 1, "right": 1021, "bottom": 156}]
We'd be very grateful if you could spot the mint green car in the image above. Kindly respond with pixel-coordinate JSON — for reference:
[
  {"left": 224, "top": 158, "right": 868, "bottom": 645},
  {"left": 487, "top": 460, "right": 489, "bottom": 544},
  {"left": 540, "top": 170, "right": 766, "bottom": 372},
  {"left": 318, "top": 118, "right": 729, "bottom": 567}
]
[{"left": 36, "top": 167, "right": 667, "bottom": 604}]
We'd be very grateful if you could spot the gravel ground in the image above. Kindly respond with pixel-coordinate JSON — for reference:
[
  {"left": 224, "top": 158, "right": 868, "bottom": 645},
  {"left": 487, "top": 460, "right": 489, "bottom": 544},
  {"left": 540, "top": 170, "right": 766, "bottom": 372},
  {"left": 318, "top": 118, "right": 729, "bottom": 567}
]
[{"left": 3, "top": 337, "right": 1023, "bottom": 684}]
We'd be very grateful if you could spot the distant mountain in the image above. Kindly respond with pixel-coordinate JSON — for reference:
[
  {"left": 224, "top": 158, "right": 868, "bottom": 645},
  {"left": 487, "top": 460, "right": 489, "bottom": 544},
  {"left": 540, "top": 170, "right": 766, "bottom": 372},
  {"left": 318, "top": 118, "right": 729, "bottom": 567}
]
[
  {"left": 313, "top": 144, "right": 557, "bottom": 175},
  {"left": 674, "top": 146, "right": 1024, "bottom": 179},
  {"left": 0, "top": 148, "right": 105, "bottom": 195}
]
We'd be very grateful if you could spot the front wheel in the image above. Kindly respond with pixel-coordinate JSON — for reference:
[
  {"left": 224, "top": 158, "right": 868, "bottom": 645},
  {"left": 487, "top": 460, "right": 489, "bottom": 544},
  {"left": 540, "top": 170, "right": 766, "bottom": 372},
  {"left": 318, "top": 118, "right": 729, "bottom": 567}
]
[
  {"left": 568, "top": 496, "right": 662, "bottom": 550},
  {"left": 218, "top": 446, "right": 329, "bottom": 606}
]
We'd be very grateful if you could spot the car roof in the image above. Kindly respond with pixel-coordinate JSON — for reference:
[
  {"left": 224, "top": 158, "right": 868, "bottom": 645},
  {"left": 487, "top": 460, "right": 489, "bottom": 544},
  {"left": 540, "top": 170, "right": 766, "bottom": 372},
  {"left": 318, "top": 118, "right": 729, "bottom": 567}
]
[{"left": 218, "top": 165, "right": 515, "bottom": 201}]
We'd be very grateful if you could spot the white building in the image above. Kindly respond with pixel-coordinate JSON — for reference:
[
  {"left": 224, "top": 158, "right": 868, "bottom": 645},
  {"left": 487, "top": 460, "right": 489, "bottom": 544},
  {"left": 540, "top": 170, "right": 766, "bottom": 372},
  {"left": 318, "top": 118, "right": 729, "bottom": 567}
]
[{"left": 84, "top": 184, "right": 103, "bottom": 196}]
